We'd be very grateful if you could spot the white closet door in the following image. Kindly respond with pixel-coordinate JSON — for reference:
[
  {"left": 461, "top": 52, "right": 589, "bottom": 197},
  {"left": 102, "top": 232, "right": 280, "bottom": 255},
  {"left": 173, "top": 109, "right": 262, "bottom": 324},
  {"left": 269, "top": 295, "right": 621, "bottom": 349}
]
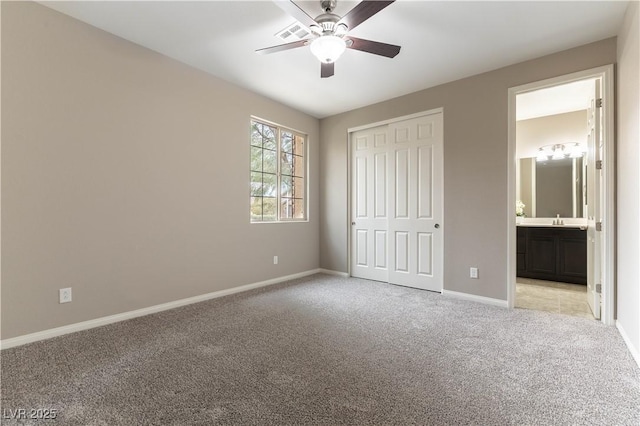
[
  {"left": 388, "top": 114, "right": 444, "bottom": 292},
  {"left": 350, "top": 112, "right": 443, "bottom": 292},
  {"left": 350, "top": 125, "right": 389, "bottom": 282}
]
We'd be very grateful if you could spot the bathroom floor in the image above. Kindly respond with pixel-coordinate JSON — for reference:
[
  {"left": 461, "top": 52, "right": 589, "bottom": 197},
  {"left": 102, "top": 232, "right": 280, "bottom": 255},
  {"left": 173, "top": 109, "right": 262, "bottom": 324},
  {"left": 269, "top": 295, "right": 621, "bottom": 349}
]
[{"left": 515, "top": 278, "right": 595, "bottom": 320}]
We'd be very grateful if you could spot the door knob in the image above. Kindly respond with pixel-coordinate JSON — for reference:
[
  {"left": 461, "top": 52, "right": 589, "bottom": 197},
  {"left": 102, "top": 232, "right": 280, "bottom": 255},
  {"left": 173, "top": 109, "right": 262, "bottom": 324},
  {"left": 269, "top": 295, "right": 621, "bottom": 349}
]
[
  {"left": 435, "top": 223, "right": 440, "bottom": 229},
  {"left": 351, "top": 222, "right": 356, "bottom": 225}
]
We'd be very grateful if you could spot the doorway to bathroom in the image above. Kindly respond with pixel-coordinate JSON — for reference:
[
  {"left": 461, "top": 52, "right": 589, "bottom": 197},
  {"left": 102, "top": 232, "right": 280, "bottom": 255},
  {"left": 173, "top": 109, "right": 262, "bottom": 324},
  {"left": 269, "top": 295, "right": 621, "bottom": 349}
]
[{"left": 507, "top": 65, "right": 615, "bottom": 325}]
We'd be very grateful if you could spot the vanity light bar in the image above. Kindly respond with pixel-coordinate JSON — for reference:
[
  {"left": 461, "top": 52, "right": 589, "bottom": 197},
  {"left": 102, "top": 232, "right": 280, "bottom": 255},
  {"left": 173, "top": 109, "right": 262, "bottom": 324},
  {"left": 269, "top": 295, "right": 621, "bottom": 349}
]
[{"left": 536, "top": 143, "right": 585, "bottom": 162}]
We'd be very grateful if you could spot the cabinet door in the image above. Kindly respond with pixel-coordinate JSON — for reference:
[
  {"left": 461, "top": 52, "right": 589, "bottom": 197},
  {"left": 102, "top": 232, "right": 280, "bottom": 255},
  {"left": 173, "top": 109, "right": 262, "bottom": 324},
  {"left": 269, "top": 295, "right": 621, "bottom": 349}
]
[
  {"left": 527, "top": 229, "right": 556, "bottom": 275},
  {"left": 558, "top": 230, "right": 587, "bottom": 284}
]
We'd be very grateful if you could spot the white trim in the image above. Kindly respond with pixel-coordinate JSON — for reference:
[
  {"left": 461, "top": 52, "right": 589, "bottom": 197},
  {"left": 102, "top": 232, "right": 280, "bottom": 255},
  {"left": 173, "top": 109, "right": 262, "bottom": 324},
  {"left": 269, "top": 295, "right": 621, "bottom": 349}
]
[
  {"left": 347, "top": 107, "right": 444, "bottom": 133},
  {"left": 0, "top": 269, "right": 322, "bottom": 350},
  {"left": 319, "top": 268, "right": 350, "bottom": 277},
  {"left": 347, "top": 127, "right": 353, "bottom": 277},
  {"left": 442, "top": 289, "right": 509, "bottom": 308},
  {"left": 507, "top": 65, "right": 615, "bottom": 326},
  {"left": 507, "top": 85, "right": 518, "bottom": 310},
  {"left": 601, "top": 65, "right": 616, "bottom": 327},
  {"left": 616, "top": 321, "right": 640, "bottom": 368}
]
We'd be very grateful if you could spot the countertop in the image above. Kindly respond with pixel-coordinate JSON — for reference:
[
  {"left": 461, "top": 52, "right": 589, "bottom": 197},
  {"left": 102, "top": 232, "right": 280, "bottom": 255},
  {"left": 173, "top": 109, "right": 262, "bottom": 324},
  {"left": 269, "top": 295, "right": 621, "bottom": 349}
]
[{"left": 517, "top": 223, "right": 588, "bottom": 229}]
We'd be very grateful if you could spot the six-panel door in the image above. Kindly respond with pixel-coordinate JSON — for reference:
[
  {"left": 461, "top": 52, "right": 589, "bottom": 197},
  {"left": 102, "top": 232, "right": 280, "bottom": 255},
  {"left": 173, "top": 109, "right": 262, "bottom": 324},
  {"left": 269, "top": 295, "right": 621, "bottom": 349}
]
[{"left": 351, "top": 113, "right": 443, "bottom": 292}]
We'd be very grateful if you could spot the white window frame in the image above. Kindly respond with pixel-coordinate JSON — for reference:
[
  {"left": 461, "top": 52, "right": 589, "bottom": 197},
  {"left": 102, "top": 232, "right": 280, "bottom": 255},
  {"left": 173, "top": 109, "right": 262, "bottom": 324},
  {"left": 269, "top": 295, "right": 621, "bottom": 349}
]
[{"left": 250, "top": 117, "right": 308, "bottom": 223}]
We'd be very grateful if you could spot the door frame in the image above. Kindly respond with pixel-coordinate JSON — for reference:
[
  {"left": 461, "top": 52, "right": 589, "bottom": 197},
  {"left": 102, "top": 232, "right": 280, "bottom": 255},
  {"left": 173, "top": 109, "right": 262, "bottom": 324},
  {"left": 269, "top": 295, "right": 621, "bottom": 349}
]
[
  {"left": 347, "top": 108, "right": 444, "bottom": 281},
  {"left": 507, "top": 65, "right": 615, "bottom": 325}
]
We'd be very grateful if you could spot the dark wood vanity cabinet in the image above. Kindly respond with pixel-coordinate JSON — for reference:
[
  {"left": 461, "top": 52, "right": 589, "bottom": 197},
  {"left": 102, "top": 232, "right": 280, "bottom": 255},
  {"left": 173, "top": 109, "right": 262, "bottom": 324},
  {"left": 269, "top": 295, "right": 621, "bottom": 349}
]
[{"left": 516, "top": 226, "right": 587, "bottom": 284}]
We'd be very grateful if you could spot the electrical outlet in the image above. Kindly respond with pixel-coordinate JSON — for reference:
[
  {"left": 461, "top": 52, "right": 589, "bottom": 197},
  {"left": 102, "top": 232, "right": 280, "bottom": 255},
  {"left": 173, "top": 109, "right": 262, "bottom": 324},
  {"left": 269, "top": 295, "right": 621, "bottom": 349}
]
[
  {"left": 59, "top": 287, "right": 72, "bottom": 303},
  {"left": 470, "top": 267, "right": 479, "bottom": 279},
  {"left": 273, "top": 255, "right": 278, "bottom": 265}
]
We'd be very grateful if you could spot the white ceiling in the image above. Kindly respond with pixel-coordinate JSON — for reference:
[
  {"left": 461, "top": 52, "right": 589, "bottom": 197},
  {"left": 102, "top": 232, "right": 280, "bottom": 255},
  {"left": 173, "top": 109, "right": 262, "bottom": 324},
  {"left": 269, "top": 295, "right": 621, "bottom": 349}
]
[
  {"left": 40, "top": 1, "right": 629, "bottom": 119},
  {"left": 516, "top": 78, "right": 596, "bottom": 121}
]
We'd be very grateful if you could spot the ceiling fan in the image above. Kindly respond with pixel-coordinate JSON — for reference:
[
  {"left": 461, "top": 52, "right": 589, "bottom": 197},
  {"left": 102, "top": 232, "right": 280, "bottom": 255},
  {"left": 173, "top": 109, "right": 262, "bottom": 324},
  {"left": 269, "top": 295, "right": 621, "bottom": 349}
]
[{"left": 256, "top": 0, "right": 401, "bottom": 78}]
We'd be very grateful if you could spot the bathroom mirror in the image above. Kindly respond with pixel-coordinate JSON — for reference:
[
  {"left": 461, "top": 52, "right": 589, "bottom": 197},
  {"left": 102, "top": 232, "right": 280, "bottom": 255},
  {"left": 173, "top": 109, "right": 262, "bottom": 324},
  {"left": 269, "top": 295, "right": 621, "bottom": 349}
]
[{"left": 517, "top": 156, "right": 585, "bottom": 218}]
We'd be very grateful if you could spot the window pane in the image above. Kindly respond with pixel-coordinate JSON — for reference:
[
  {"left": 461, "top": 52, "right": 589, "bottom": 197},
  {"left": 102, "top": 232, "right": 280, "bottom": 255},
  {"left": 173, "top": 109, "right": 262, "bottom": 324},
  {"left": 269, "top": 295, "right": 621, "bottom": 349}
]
[
  {"left": 250, "top": 197, "right": 263, "bottom": 221},
  {"left": 263, "top": 149, "right": 276, "bottom": 174},
  {"left": 280, "top": 198, "right": 294, "bottom": 219},
  {"left": 263, "top": 125, "right": 277, "bottom": 151},
  {"left": 263, "top": 197, "right": 277, "bottom": 221},
  {"left": 293, "top": 198, "right": 305, "bottom": 219},
  {"left": 281, "top": 175, "right": 293, "bottom": 197},
  {"left": 293, "top": 177, "right": 305, "bottom": 198},
  {"left": 250, "top": 172, "right": 263, "bottom": 196},
  {"left": 251, "top": 122, "right": 263, "bottom": 147},
  {"left": 263, "top": 173, "right": 277, "bottom": 197},
  {"left": 281, "top": 131, "right": 293, "bottom": 153},
  {"left": 293, "top": 155, "right": 304, "bottom": 177},
  {"left": 281, "top": 152, "right": 293, "bottom": 176},
  {"left": 251, "top": 146, "right": 263, "bottom": 172},
  {"left": 293, "top": 135, "right": 305, "bottom": 156}
]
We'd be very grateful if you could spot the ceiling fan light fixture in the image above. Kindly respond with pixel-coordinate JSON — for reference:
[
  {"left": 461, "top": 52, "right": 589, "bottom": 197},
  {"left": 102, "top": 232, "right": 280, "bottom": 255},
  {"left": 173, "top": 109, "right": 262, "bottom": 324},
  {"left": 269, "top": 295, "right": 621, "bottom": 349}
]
[{"left": 310, "top": 35, "right": 346, "bottom": 63}]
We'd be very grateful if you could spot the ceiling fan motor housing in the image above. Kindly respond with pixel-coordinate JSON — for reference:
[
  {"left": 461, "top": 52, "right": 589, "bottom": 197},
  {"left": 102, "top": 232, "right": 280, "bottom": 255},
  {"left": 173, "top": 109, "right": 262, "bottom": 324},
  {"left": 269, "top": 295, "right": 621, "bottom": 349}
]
[
  {"left": 315, "top": 12, "right": 343, "bottom": 35},
  {"left": 320, "top": 0, "right": 337, "bottom": 13}
]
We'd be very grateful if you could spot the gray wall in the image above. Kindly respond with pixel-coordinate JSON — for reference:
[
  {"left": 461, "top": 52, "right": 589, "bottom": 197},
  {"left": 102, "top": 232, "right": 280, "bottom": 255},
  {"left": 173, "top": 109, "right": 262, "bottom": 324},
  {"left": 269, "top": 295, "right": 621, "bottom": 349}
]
[
  {"left": 319, "top": 38, "right": 617, "bottom": 301},
  {"left": 1, "top": 2, "right": 320, "bottom": 339},
  {"left": 616, "top": 1, "right": 640, "bottom": 361}
]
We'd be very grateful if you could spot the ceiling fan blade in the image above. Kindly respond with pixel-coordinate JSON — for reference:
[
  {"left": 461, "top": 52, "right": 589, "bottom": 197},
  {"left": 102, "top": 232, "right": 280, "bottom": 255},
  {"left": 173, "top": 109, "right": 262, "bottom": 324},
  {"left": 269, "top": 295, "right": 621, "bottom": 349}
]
[
  {"left": 337, "top": 1, "right": 395, "bottom": 31},
  {"left": 345, "top": 36, "right": 401, "bottom": 58},
  {"left": 274, "top": 1, "right": 318, "bottom": 29},
  {"left": 256, "top": 39, "right": 308, "bottom": 55},
  {"left": 321, "top": 62, "right": 335, "bottom": 78}
]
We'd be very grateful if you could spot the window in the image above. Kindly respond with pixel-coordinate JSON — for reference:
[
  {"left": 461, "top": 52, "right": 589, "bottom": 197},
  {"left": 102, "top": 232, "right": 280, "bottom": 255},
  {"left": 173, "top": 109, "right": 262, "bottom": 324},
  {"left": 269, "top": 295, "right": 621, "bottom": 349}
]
[{"left": 250, "top": 118, "right": 307, "bottom": 222}]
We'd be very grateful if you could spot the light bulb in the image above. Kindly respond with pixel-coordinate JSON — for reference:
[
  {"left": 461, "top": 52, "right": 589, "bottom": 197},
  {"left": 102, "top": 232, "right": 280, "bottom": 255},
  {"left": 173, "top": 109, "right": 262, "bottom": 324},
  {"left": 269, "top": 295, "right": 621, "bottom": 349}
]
[
  {"left": 551, "top": 144, "right": 565, "bottom": 160},
  {"left": 536, "top": 149, "right": 548, "bottom": 162},
  {"left": 569, "top": 143, "right": 583, "bottom": 158}
]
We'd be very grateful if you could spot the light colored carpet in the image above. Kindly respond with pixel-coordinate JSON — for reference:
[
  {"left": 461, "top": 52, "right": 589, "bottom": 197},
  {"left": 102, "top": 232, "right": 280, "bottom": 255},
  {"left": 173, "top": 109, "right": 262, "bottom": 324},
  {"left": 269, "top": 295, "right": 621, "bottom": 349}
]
[{"left": 2, "top": 274, "right": 639, "bottom": 425}]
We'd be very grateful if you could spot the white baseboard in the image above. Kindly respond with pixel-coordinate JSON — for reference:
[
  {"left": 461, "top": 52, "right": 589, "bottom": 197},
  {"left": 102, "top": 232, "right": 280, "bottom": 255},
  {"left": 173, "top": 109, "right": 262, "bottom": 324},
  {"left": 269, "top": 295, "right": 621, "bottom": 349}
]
[
  {"left": 442, "top": 289, "right": 509, "bottom": 308},
  {"left": 318, "top": 268, "right": 349, "bottom": 277},
  {"left": 0, "top": 269, "right": 322, "bottom": 350},
  {"left": 616, "top": 320, "right": 640, "bottom": 368}
]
